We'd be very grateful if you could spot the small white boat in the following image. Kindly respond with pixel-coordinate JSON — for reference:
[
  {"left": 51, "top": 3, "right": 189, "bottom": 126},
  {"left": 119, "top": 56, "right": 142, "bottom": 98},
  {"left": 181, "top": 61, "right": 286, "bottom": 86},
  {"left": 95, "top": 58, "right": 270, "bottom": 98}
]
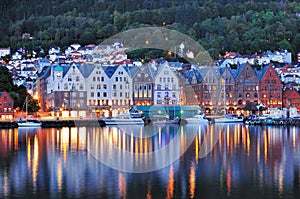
[
  {"left": 17, "top": 96, "right": 42, "bottom": 128},
  {"left": 17, "top": 120, "right": 42, "bottom": 127},
  {"left": 185, "top": 114, "right": 209, "bottom": 124},
  {"left": 214, "top": 114, "right": 244, "bottom": 123},
  {"left": 103, "top": 113, "right": 144, "bottom": 125},
  {"left": 152, "top": 117, "right": 181, "bottom": 125}
]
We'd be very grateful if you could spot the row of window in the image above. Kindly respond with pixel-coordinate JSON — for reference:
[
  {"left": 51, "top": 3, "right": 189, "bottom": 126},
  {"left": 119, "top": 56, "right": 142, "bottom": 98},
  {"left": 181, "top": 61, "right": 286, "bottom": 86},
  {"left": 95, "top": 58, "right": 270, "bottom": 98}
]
[
  {"left": 134, "top": 92, "right": 152, "bottom": 98},
  {"left": 88, "top": 99, "right": 131, "bottom": 106},
  {"left": 159, "top": 77, "right": 174, "bottom": 83},
  {"left": 156, "top": 85, "right": 177, "bottom": 90},
  {"left": 63, "top": 92, "right": 85, "bottom": 97},
  {"left": 62, "top": 83, "right": 84, "bottom": 90},
  {"left": 0, "top": 108, "right": 12, "bottom": 112},
  {"left": 90, "top": 92, "right": 130, "bottom": 98},
  {"left": 0, "top": 102, "right": 12, "bottom": 106}
]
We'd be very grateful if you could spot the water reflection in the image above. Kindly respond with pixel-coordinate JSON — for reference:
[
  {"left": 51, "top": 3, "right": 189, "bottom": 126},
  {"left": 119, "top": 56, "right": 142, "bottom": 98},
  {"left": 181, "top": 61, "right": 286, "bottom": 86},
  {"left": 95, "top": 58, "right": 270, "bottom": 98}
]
[{"left": 0, "top": 124, "right": 300, "bottom": 198}]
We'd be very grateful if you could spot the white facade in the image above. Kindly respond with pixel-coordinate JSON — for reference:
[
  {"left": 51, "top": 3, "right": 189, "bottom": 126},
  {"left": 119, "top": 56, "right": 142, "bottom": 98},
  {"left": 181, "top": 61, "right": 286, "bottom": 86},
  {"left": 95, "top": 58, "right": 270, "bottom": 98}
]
[
  {"left": 109, "top": 66, "right": 133, "bottom": 110},
  {"left": 85, "top": 65, "right": 109, "bottom": 107},
  {"left": 153, "top": 62, "right": 180, "bottom": 105}
]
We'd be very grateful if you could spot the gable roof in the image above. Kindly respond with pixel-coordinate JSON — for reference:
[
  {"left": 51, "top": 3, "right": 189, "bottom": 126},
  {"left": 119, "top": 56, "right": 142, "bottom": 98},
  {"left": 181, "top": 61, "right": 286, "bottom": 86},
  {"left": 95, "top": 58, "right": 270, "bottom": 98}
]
[
  {"left": 103, "top": 66, "right": 118, "bottom": 78},
  {"left": 77, "top": 64, "right": 95, "bottom": 78}
]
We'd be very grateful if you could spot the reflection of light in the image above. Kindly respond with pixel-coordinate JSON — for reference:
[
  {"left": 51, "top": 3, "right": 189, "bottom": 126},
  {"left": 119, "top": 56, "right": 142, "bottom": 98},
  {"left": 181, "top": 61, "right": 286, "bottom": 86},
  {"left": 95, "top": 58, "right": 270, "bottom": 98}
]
[
  {"left": 27, "top": 138, "right": 31, "bottom": 170},
  {"left": 247, "top": 131, "right": 250, "bottom": 156},
  {"left": 263, "top": 131, "right": 268, "bottom": 161},
  {"left": 13, "top": 129, "right": 18, "bottom": 150},
  {"left": 119, "top": 172, "right": 127, "bottom": 199},
  {"left": 60, "top": 128, "right": 70, "bottom": 164},
  {"left": 57, "top": 159, "right": 62, "bottom": 191},
  {"left": 33, "top": 135, "right": 39, "bottom": 190},
  {"left": 195, "top": 135, "right": 199, "bottom": 164},
  {"left": 189, "top": 162, "right": 195, "bottom": 198},
  {"left": 227, "top": 165, "right": 231, "bottom": 197},
  {"left": 147, "top": 180, "right": 152, "bottom": 199},
  {"left": 278, "top": 164, "right": 283, "bottom": 195},
  {"left": 166, "top": 165, "right": 174, "bottom": 199}
]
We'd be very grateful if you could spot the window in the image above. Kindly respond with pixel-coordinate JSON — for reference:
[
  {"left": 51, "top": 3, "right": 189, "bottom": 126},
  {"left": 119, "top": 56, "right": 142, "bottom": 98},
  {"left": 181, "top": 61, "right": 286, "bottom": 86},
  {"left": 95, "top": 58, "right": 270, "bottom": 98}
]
[
  {"left": 76, "top": 76, "right": 80, "bottom": 81},
  {"left": 93, "top": 77, "right": 96, "bottom": 81},
  {"left": 68, "top": 76, "right": 72, "bottom": 81},
  {"left": 157, "top": 92, "right": 161, "bottom": 98},
  {"left": 64, "top": 83, "right": 68, "bottom": 89},
  {"left": 64, "top": 92, "right": 69, "bottom": 97},
  {"left": 157, "top": 84, "right": 161, "bottom": 90},
  {"left": 90, "top": 84, "right": 94, "bottom": 89},
  {"left": 79, "top": 84, "right": 83, "bottom": 90},
  {"left": 246, "top": 93, "right": 250, "bottom": 98},
  {"left": 115, "top": 77, "right": 118, "bottom": 82},
  {"left": 103, "top": 84, "right": 107, "bottom": 89},
  {"left": 80, "top": 92, "right": 84, "bottom": 97},
  {"left": 97, "top": 92, "right": 100, "bottom": 97},
  {"left": 101, "top": 77, "right": 104, "bottom": 81},
  {"left": 113, "top": 92, "right": 117, "bottom": 97},
  {"left": 120, "top": 85, "right": 123, "bottom": 89},
  {"left": 91, "top": 92, "right": 94, "bottom": 97},
  {"left": 103, "top": 92, "right": 107, "bottom": 97},
  {"left": 97, "top": 84, "right": 101, "bottom": 89},
  {"left": 113, "top": 84, "right": 117, "bottom": 89},
  {"left": 97, "top": 77, "right": 100, "bottom": 81}
]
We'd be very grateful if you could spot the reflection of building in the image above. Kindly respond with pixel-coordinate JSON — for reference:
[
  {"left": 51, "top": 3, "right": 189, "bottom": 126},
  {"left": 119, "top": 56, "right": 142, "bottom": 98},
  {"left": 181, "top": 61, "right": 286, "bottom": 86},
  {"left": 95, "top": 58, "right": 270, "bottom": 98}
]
[{"left": 0, "top": 91, "right": 14, "bottom": 120}]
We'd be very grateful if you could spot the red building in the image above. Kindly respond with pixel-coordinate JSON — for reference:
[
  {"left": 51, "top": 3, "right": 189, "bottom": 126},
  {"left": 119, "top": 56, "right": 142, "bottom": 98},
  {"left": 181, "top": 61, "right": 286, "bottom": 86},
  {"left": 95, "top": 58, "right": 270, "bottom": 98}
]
[
  {"left": 282, "top": 90, "right": 300, "bottom": 112},
  {"left": 0, "top": 91, "right": 14, "bottom": 120},
  {"left": 256, "top": 65, "right": 282, "bottom": 108}
]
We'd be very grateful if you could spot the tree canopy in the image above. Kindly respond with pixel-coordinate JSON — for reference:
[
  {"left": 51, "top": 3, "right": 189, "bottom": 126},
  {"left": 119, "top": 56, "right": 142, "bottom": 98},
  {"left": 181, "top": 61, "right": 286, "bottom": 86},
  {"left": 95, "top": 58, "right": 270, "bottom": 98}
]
[
  {"left": 1, "top": 0, "right": 300, "bottom": 60},
  {"left": 0, "top": 66, "right": 40, "bottom": 112}
]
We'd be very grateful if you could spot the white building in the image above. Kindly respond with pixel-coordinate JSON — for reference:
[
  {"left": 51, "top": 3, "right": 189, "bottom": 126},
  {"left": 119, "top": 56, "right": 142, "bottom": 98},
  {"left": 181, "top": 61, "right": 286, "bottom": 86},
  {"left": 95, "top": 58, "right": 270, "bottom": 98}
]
[{"left": 153, "top": 62, "right": 180, "bottom": 105}]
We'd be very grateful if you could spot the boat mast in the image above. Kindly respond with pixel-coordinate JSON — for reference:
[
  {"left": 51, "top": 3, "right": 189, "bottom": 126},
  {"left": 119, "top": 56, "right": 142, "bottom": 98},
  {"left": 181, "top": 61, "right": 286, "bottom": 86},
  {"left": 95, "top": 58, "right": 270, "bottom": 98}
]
[
  {"left": 223, "top": 77, "right": 226, "bottom": 116},
  {"left": 26, "top": 96, "right": 28, "bottom": 120}
]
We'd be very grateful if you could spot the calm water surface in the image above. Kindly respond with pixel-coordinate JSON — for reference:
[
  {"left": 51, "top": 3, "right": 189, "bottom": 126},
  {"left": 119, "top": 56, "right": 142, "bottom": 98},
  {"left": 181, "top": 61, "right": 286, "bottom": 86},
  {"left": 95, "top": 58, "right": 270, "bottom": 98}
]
[{"left": 0, "top": 124, "right": 300, "bottom": 198}]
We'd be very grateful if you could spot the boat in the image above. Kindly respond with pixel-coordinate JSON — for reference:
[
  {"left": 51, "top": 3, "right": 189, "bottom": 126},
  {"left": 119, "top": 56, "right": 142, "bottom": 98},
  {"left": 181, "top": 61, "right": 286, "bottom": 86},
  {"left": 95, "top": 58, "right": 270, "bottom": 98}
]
[
  {"left": 103, "top": 113, "right": 144, "bottom": 125},
  {"left": 17, "top": 96, "right": 42, "bottom": 128},
  {"left": 213, "top": 114, "right": 244, "bottom": 123},
  {"left": 185, "top": 114, "right": 210, "bottom": 124},
  {"left": 152, "top": 115, "right": 181, "bottom": 125},
  {"left": 18, "top": 119, "right": 42, "bottom": 127},
  {"left": 213, "top": 78, "right": 243, "bottom": 123}
]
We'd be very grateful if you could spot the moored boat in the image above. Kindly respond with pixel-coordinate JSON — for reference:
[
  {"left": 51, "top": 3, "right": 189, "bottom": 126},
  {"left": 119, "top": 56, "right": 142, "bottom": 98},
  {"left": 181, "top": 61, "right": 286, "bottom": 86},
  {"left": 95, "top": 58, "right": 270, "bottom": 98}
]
[{"left": 103, "top": 113, "right": 144, "bottom": 125}]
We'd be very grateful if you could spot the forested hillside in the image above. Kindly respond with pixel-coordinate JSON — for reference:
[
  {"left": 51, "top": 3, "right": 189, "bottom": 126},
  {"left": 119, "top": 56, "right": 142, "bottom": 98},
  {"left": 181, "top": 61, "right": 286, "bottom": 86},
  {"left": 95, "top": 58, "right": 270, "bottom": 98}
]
[{"left": 1, "top": 0, "right": 300, "bottom": 59}]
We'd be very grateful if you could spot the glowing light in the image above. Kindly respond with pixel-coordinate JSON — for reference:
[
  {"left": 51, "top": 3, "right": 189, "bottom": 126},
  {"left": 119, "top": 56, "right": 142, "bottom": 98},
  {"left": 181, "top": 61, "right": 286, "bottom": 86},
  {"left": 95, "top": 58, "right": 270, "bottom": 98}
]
[{"left": 166, "top": 165, "right": 174, "bottom": 199}]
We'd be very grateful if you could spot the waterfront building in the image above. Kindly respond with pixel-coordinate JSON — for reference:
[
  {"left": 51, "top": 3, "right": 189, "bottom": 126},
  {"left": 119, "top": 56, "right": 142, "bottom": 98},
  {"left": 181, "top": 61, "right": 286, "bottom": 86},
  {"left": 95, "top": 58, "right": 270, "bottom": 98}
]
[
  {"left": 153, "top": 61, "right": 180, "bottom": 105},
  {"left": 255, "top": 64, "right": 282, "bottom": 108},
  {"left": 132, "top": 65, "right": 154, "bottom": 106},
  {"left": 0, "top": 91, "right": 14, "bottom": 120}
]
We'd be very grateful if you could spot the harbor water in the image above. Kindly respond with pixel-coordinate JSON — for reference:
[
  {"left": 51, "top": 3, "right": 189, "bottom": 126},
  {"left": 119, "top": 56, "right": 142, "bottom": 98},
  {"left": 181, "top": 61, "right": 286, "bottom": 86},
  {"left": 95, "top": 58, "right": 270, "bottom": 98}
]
[{"left": 0, "top": 124, "right": 300, "bottom": 198}]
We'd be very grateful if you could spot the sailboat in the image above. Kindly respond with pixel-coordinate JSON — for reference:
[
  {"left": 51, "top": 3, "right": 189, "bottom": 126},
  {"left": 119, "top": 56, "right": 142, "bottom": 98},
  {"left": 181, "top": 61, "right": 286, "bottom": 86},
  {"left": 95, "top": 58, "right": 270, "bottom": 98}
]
[
  {"left": 17, "top": 96, "right": 42, "bottom": 128},
  {"left": 214, "top": 78, "right": 243, "bottom": 123}
]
